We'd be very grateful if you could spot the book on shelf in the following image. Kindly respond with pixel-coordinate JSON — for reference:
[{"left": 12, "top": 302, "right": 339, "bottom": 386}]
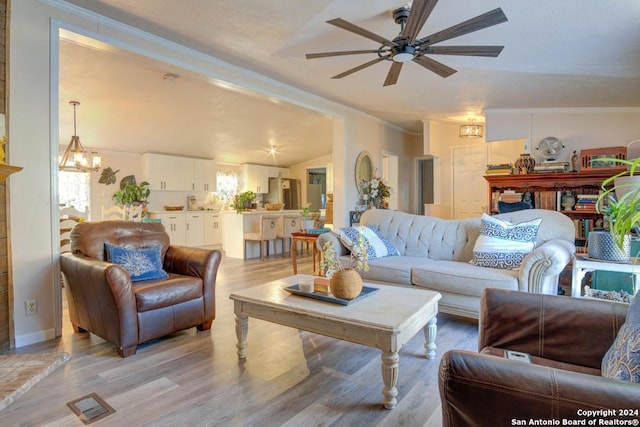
[
  {"left": 485, "top": 163, "right": 513, "bottom": 175},
  {"left": 533, "top": 161, "right": 570, "bottom": 173},
  {"left": 485, "top": 169, "right": 512, "bottom": 175}
]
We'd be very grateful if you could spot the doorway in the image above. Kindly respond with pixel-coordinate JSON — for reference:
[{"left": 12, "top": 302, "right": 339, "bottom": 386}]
[
  {"left": 306, "top": 168, "right": 326, "bottom": 211},
  {"left": 452, "top": 145, "right": 488, "bottom": 219}
]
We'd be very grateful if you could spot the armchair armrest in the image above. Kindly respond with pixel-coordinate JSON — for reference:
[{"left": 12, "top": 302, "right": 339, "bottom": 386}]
[
  {"left": 163, "top": 246, "right": 222, "bottom": 321},
  {"left": 439, "top": 350, "right": 640, "bottom": 426},
  {"left": 60, "top": 253, "right": 138, "bottom": 351},
  {"left": 517, "top": 239, "right": 574, "bottom": 294},
  {"left": 479, "top": 289, "right": 627, "bottom": 368}
]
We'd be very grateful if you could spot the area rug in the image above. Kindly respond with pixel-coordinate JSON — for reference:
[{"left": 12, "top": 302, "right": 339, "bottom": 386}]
[{"left": 0, "top": 352, "right": 70, "bottom": 410}]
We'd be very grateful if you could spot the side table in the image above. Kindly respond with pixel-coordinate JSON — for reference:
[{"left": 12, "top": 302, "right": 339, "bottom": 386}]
[
  {"left": 290, "top": 232, "right": 321, "bottom": 275},
  {"left": 571, "top": 254, "right": 639, "bottom": 298}
]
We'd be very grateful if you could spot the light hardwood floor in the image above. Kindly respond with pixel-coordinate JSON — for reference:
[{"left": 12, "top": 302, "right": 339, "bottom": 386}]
[{"left": 0, "top": 250, "right": 479, "bottom": 426}]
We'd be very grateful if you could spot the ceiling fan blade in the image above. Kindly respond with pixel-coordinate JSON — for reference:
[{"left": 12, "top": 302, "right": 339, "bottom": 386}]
[
  {"left": 327, "top": 18, "right": 396, "bottom": 47},
  {"left": 413, "top": 55, "right": 457, "bottom": 78},
  {"left": 419, "top": 8, "right": 508, "bottom": 46},
  {"left": 332, "top": 54, "right": 391, "bottom": 79},
  {"left": 306, "top": 49, "right": 389, "bottom": 59},
  {"left": 402, "top": 0, "right": 438, "bottom": 43},
  {"left": 383, "top": 62, "right": 403, "bottom": 87},
  {"left": 425, "top": 45, "right": 504, "bottom": 57}
]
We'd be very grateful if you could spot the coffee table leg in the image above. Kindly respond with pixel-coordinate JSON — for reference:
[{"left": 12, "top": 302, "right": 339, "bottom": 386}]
[
  {"left": 235, "top": 313, "right": 248, "bottom": 359},
  {"left": 423, "top": 316, "right": 437, "bottom": 359},
  {"left": 381, "top": 351, "right": 399, "bottom": 409}
]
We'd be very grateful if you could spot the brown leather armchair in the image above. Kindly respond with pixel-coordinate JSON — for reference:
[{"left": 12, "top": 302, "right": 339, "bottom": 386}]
[
  {"left": 60, "top": 220, "right": 222, "bottom": 357},
  {"left": 439, "top": 288, "right": 640, "bottom": 426}
]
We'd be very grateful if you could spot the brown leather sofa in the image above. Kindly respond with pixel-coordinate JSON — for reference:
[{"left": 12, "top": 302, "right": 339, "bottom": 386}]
[
  {"left": 439, "top": 288, "right": 640, "bottom": 426},
  {"left": 60, "top": 220, "right": 222, "bottom": 357}
]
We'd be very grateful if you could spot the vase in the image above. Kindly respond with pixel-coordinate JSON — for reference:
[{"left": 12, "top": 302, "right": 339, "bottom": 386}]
[
  {"left": 124, "top": 202, "right": 147, "bottom": 221},
  {"left": 329, "top": 269, "right": 363, "bottom": 300},
  {"left": 587, "top": 231, "right": 631, "bottom": 262},
  {"left": 514, "top": 153, "right": 536, "bottom": 174}
]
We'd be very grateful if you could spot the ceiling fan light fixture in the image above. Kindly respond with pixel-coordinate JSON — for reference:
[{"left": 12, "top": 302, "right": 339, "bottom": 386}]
[
  {"left": 392, "top": 45, "right": 415, "bottom": 63},
  {"left": 459, "top": 124, "right": 483, "bottom": 138}
]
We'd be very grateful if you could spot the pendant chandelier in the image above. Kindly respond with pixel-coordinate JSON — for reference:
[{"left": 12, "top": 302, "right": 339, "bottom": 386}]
[
  {"left": 59, "top": 101, "right": 101, "bottom": 172},
  {"left": 459, "top": 123, "right": 484, "bottom": 138}
]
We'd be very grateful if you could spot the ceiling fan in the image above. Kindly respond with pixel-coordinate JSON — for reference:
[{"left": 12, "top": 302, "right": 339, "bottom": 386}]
[{"left": 306, "top": 0, "right": 508, "bottom": 86}]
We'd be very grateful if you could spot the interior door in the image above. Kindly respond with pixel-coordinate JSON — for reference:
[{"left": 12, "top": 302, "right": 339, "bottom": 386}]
[{"left": 453, "top": 145, "right": 488, "bottom": 219}]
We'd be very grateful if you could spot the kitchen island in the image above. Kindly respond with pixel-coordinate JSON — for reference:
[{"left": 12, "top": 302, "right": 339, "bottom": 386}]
[{"left": 222, "top": 210, "right": 303, "bottom": 259}]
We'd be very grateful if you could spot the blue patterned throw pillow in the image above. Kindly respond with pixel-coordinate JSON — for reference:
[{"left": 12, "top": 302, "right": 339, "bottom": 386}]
[
  {"left": 471, "top": 213, "right": 542, "bottom": 269},
  {"left": 602, "top": 293, "right": 640, "bottom": 383},
  {"left": 104, "top": 243, "right": 168, "bottom": 282},
  {"left": 335, "top": 225, "right": 399, "bottom": 260}
]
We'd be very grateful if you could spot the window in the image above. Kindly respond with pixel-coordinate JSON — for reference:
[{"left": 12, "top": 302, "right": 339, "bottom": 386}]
[
  {"left": 215, "top": 170, "right": 239, "bottom": 206},
  {"left": 59, "top": 171, "right": 90, "bottom": 215}
]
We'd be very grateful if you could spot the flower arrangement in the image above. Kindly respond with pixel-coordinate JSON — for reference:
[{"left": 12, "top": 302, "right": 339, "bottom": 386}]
[
  {"left": 360, "top": 176, "right": 391, "bottom": 209},
  {"left": 320, "top": 231, "right": 369, "bottom": 279}
]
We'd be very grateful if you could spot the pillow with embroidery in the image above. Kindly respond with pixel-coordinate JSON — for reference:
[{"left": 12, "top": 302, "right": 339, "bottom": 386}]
[
  {"left": 334, "top": 225, "right": 399, "bottom": 259},
  {"left": 471, "top": 213, "right": 542, "bottom": 269},
  {"left": 105, "top": 243, "right": 168, "bottom": 282},
  {"left": 602, "top": 292, "right": 640, "bottom": 383}
]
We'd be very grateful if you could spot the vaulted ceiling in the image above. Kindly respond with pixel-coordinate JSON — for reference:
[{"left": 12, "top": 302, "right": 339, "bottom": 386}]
[{"left": 59, "top": 0, "right": 640, "bottom": 166}]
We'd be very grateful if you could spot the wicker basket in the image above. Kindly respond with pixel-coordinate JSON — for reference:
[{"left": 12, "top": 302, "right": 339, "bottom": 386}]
[{"left": 329, "top": 269, "right": 363, "bottom": 300}]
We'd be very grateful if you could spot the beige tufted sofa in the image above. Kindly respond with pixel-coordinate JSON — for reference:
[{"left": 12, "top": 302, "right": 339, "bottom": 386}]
[{"left": 317, "top": 209, "right": 576, "bottom": 319}]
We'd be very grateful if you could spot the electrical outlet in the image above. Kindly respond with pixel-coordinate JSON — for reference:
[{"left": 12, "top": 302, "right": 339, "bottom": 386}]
[{"left": 26, "top": 299, "right": 37, "bottom": 315}]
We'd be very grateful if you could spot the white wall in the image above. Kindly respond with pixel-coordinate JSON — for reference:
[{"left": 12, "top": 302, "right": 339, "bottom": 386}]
[
  {"left": 8, "top": 0, "right": 417, "bottom": 346},
  {"left": 425, "top": 109, "right": 640, "bottom": 219},
  {"left": 485, "top": 108, "right": 640, "bottom": 165}
]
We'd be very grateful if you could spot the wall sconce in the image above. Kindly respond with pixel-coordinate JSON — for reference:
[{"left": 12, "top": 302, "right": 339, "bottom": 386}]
[{"left": 459, "top": 124, "right": 484, "bottom": 138}]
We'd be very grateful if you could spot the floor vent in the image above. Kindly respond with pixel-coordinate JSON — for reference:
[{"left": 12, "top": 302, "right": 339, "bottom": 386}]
[{"left": 67, "top": 393, "right": 115, "bottom": 424}]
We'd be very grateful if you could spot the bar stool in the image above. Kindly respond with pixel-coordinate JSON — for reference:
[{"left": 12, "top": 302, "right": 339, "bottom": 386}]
[
  {"left": 277, "top": 213, "right": 302, "bottom": 255},
  {"left": 243, "top": 214, "right": 281, "bottom": 260}
]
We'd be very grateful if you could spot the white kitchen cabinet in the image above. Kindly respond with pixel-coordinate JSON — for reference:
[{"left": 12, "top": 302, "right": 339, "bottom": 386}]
[
  {"left": 240, "top": 164, "right": 289, "bottom": 193},
  {"left": 150, "top": 213, "right": 186, "bottom": 245},
  {"left": 193, "top": 159, "right": 216, "bottom": 192},
  {"left": 142, "top": 153, "right": 216, "bottom": 192},
  {"left": 142, "top": 153, "right": 191, "bottom": 191},
  {"left": 185, "top": 212, "right": 205, "bottom": 247},
  {"left": 204, "top": 212, "right": 222, "bottom": 246}
]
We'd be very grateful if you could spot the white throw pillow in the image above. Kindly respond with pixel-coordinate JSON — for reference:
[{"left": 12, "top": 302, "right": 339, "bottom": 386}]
[
  {"left": 334, "top": 225, "right": 399, "bottom": 259},
  {"left": 472, "top": 213, "right": 542, "bottom": 269}
]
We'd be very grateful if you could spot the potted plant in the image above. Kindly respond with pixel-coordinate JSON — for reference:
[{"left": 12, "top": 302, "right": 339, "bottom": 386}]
[
  {"left": 319, "top": 231, "right": 369, "bottom": 300},
  {"left": 300, "top": 205, "right": 316, "bottom": 231},
  {"left": 596, "top": 157, "right": 640, "bottom": 256},
  {"left": 112, "top": 180, "right": 151, "bottom": 221},
  {"left": 233, "top": 191, "right": 256, "bottom": 213}
]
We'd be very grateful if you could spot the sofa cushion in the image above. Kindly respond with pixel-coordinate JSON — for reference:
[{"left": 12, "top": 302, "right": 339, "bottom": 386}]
[
  {"left": 105, "top": 242, "right": 169, "bottom": 282},
  {"left": 335, "top": 225, "right": 399, "bottom": 259},
  {"left": 412, "top": 260, "right": 518, "bottom": 297},
  {"left": 345, "top": 255, "right": 426, "bottom": 286},
  {"left": 602, "top": 293, "right": 640, "bottom": 383},
  {"left": 472, "top": 213, "right": 542, "bottom": 269}
]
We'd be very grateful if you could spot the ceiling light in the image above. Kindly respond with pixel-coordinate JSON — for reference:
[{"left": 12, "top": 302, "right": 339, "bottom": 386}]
[
  {"left": 392, "top": 45, "right": 415, "bottom": 63},
  {"left": 162, "top": 73, "right": 179, "bottom": 82},
  {"left": 459, "top": 123, "right": 484, "bottom": 138},
  {"left": 59, "top": 101, "right": 101, "bottom": 172}
]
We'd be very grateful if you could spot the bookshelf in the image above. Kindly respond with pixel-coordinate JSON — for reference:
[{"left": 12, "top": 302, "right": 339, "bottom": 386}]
[{"left": 484, "top": 170, "right": 618, "bottom": 251}]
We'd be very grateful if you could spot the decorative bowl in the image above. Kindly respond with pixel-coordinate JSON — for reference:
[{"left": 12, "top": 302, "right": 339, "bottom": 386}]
[{"left": 164, "top": 205, "right": 185, "bottom": 211}]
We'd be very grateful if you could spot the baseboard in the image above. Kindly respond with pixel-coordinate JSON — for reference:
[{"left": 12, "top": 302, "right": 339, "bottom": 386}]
[{"left": 15, "top": 328, "right": 56, "bottom": 348}]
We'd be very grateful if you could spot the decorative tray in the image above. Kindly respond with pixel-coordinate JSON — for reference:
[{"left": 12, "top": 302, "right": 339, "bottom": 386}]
[
  {"left": 284, "top": 284, "right": 379, "bottom": 306},
  {"left": 164, "top": 205, "right": 185, "bottom": 211}
]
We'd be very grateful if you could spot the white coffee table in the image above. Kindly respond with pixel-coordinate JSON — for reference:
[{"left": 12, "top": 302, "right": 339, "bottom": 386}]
[{"left": 229, "top": 275, "right": 441, "bottom": 409}]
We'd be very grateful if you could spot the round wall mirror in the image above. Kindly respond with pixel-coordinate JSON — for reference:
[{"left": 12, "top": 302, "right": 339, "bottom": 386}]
[{"left": 355, "top": 151, "right": 374, "bottom": 192}]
